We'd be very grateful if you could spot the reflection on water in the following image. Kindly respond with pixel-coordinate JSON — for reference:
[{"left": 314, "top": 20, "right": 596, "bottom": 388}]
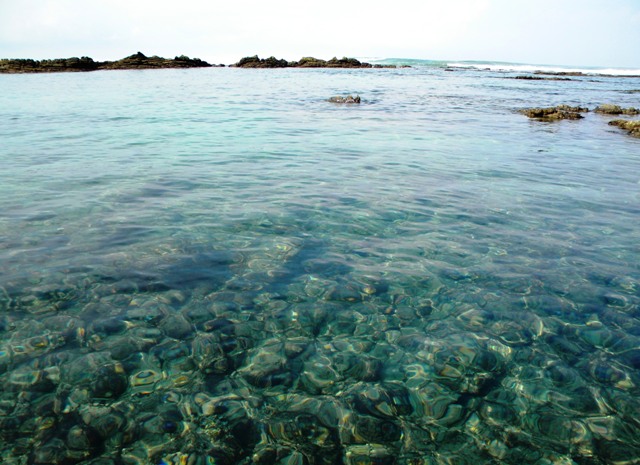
[{"left": 1, "top": 66, "right": 640, "bottom": 464}]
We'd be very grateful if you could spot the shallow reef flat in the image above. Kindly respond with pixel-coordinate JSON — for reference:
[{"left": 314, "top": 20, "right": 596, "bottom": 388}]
[
  {"left": 1, "top": 222, "right": 640, "bottom": 465},
  {"left": 520, "top": 103, "right": 640, "bottom": 137}
]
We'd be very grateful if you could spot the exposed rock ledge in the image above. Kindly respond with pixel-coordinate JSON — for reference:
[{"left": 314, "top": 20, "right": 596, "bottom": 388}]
[
  {"left": 594, "top": 104, "right": 640, "bottom": 115},
  {"left": 520, "top": 104, "right": 640, "bottom": 138},
  {"left": 519, "top": 105, "right": 589, "bottom": 120},
  {"left": 0, "top": 52, "right": 218, "bottom": 74},
  {"left": 609, "top": 120, "right": 640, "bottom": 137},
  {"left": 328, "top": 95, "right": 361, "bottom": 104},
  {"left": 233, "top": 55, "right": 398, "bottom": 68}
]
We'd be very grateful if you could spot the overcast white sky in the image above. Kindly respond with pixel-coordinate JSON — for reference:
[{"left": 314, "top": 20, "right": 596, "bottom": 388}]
[{"left": 1, "top": 0, "right": 639, "bottom": 67}]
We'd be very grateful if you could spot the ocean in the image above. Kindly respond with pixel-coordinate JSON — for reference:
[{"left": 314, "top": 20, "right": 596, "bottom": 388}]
[{"left": 1, "top": 59, "right": 639, "bottom": 465}]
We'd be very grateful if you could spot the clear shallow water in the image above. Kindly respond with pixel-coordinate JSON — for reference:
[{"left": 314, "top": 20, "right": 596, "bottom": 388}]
[{"left": 1, "top": 65, "right": 640, "bottom": 465}]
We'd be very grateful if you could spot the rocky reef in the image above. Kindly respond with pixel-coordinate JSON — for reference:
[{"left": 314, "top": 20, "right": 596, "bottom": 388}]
[
  {"left": 233, "top": 55, "right": 397, "bottom": 68},
  {"left": 532, "top": 70, "right": 640, "bottom": 78},
  {"left": 0, "top": 52, "right": 216, "bottom": 74},
  {"left": 609, "top": 119, "right": 640, "bottom": 137},
  {"left": 520, "top": 103, "right": 640, "bottom": 138},
  {"left": 519, "top": 105, "right": 589, "bottom": 120}
]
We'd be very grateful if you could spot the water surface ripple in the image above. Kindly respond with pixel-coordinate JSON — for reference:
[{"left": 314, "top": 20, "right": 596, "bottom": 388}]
[{"left": 1, "top": 67, "right": 639, "bottom": 465}]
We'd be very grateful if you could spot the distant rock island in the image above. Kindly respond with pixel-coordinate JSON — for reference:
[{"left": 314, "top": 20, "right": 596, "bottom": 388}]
[
  {"left": 0, "top": 52, "right": 218, "bottom": 74},
  {"left": 232, "top": 55, "right": 399, "bottom": 68},
  {"left": 0, "top": 52, "right": 402, "bottom": 73}
]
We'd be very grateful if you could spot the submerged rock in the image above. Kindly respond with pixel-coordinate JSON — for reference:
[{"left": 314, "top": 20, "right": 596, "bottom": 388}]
[
  {"left": 595, "top": 104, "right": 640, "bottom": 115},
  {"left": 608, "top": 119, "right": 640, "bottom": 137},
  {"left": 519, "top": 105, "right": 589, "bottom": 120}
]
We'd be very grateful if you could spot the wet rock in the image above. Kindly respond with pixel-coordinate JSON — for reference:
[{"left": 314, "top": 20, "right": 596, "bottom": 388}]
[
  {"left": 520, "top": 105, "right": 589, "bottom": 120},
  {"left": 328, "top": 95, "right": 361, "bottom": 104},
  {"left": 595, "top": 104, "right": 640, "bottom": 115},
  {"left": 609, "top": 119, "right": 640, "bottom": 137}
]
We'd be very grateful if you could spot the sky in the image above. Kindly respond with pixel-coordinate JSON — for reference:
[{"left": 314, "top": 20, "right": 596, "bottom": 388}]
[{"left": 1, "top": 0, "right": 639, "bottom": 67}]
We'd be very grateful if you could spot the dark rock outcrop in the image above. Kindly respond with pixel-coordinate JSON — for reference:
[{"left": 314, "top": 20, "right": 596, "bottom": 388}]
[
  {"left": 100, "top": 52, "right": 214, "bottom": 70},
  {"left": 233, "top": 55, "right": 397, "bottom": 69},
  {"left": 0, "top": 56, "right": 99, "bottom": 73},
  {"left": 234, "top": 55, "right": 289, "bottom": 68},
  {"left": 534, "top": 71, "right": 586, "bottom": 77},
  {"left": 594, "top": 104, "right": 640, "bottom": 115},
  {"left": 520, "top": 105, "right": 589, "bottom": 120},
  {"left": 513, "top": 75, "right": 572, "bottom": 81},
  {"left": 328, "top": 95, "right": 361, "bottom": 104},
  {"left": 0, "top": 52, "right": 215, "bottom": 74},
  {"left": 608, "top": 120, "right": 640, "bottom": 137}
]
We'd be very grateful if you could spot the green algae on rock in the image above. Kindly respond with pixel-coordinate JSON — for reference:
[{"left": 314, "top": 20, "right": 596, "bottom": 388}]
[
  {"left": 594, "top": 104, "right": 640, "bottom": 115},
  {"left": 608, "top": 119, "right": 640, "bottom": 137}
]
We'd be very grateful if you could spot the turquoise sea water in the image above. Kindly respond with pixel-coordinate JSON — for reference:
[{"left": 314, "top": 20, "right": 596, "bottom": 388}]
[{"left": 1, "top": 63, "right": 640, "bottom": 465}]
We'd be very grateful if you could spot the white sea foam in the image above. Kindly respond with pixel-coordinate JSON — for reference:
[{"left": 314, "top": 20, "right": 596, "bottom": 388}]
[{"left": 447, "top": 61, "right": 640, "bottom": 76}]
